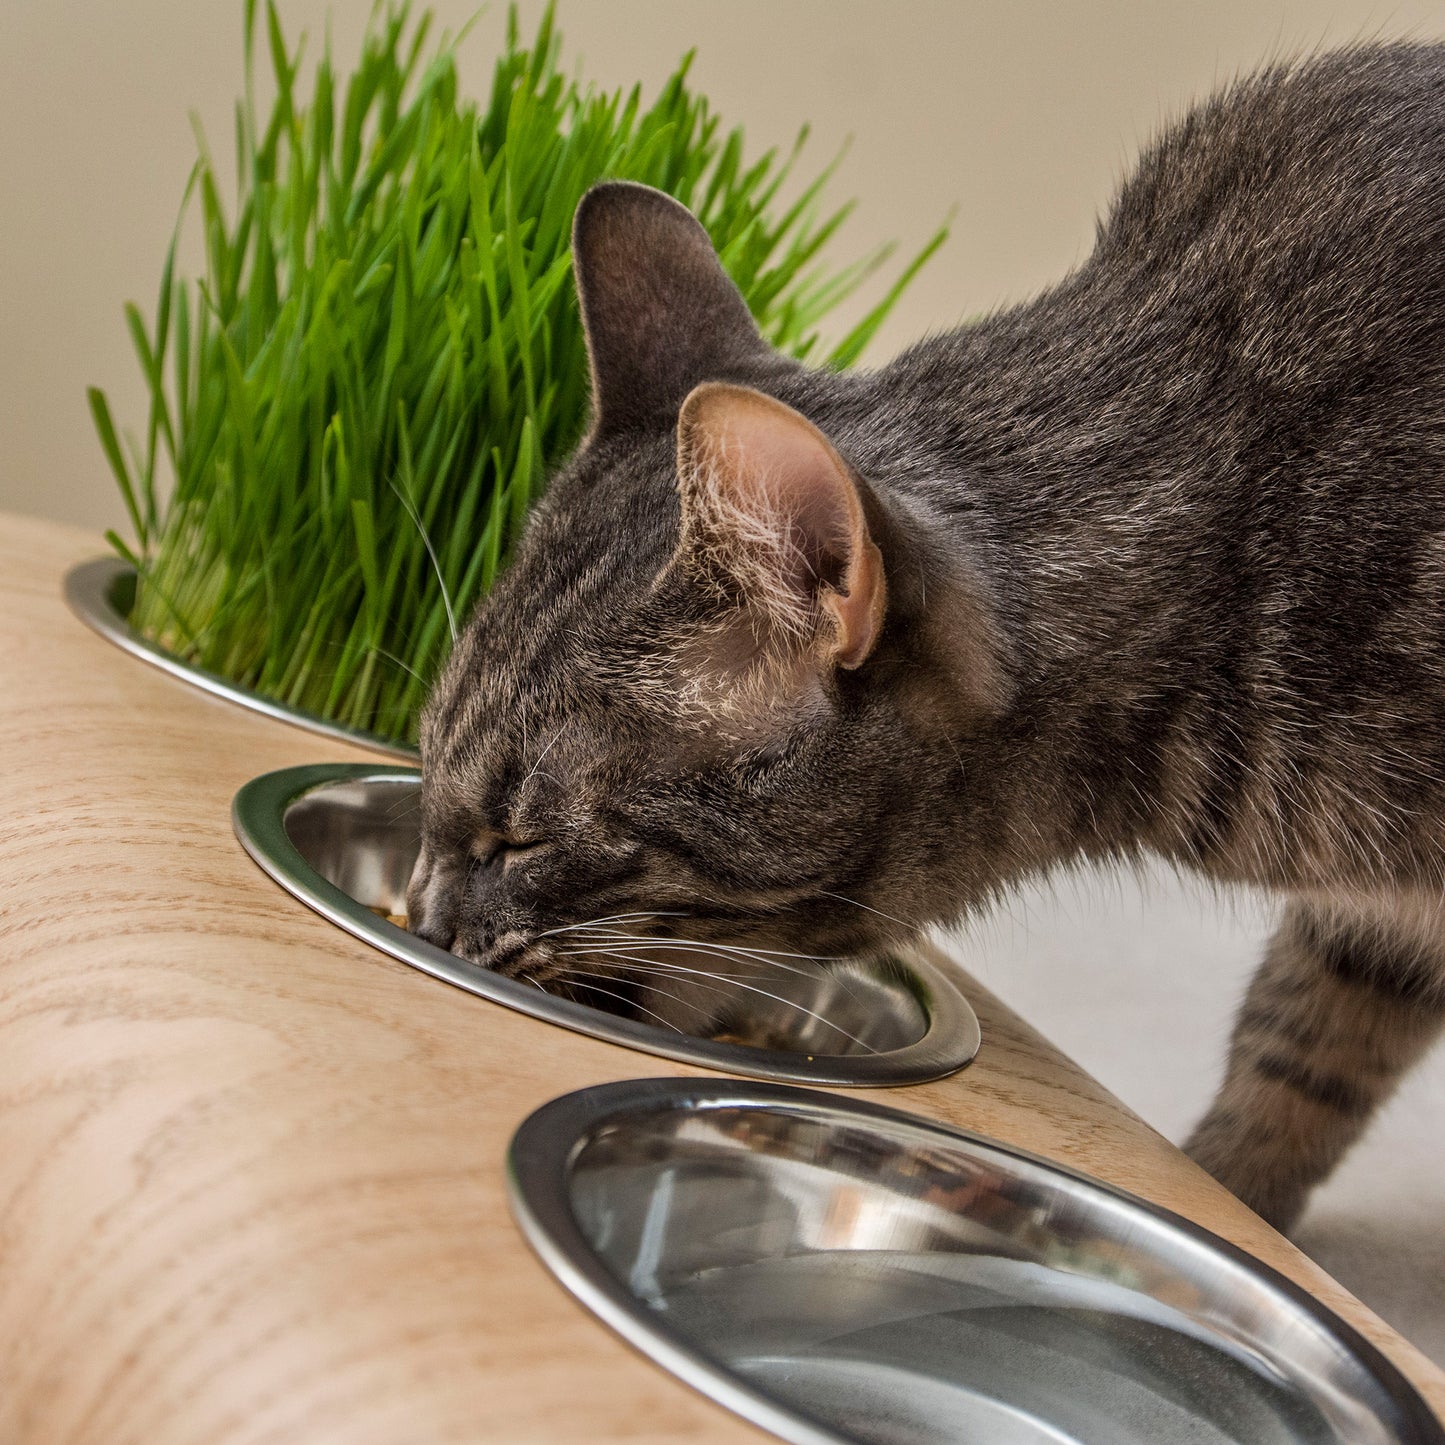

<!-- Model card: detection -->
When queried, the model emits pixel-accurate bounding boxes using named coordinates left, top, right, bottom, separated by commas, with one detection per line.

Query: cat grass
left=89, top=1, right=946, bottom=746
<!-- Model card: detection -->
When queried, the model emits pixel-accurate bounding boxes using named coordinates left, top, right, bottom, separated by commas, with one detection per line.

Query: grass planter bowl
left=65, top=554, right=420, bottom=758
left=87, top=2, right=945, bottom=752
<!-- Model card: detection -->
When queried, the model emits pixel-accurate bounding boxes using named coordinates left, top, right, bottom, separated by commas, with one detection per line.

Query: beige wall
left=5, top=0, right=1445, bottom=532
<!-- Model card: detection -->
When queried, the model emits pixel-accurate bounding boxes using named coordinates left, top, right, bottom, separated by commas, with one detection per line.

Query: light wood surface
left=0, top=510, right=1440, bottom=1443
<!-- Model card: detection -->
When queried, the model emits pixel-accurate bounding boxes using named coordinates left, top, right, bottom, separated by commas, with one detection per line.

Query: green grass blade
left=89, top=387, right=146, bottom=546
left=91, top=0, right=946, bottom=744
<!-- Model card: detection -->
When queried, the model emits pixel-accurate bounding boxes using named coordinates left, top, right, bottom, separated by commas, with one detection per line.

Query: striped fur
left=1186, top=901, right=1445, bottom=1228
left=413, top=47, right=1445, bottom=1230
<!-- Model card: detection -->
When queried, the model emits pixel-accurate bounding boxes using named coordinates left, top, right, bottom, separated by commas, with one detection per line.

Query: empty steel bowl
left=508, top=1078, right=1443, bottom=1445
left=233, top=764, right=982, bottom=1086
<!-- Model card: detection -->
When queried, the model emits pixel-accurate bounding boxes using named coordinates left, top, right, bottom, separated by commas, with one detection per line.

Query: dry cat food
left=368, top=906, right=409, bottom=930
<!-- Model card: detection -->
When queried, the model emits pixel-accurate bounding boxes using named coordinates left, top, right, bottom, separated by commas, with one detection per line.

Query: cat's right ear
left=673, top=382, right=886, bottom=671
left=572, top=183, right=771, bottom=436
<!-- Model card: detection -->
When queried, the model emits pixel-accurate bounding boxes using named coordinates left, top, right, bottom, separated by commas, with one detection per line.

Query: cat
left=408, top=43, right=1445, bottom=1233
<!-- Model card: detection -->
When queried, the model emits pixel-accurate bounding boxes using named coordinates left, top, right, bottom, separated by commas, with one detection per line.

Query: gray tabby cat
left=409, top=44, right=1445, bottom=1232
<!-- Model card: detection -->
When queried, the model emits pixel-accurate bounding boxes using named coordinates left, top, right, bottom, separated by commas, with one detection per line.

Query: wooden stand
left=1, top=512, right=1440, bottom=1442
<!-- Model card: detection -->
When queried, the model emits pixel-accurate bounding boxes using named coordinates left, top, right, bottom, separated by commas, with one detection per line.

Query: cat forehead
left=430, top=429, right=683, bottom=685
left=423, top=409, right=808, bottom=799
left=420, top=676, right=629, bottom=827
left=542, top=428, right=680, bottom=541
left=422, top=569, right=668, bottom=794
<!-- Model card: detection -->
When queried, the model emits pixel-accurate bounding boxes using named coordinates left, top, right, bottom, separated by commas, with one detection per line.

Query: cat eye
left=472, top=834, right=548, bottom=871
left=499, top=838, right=548, bottom=870
left=734, top=737, right=797, bottom=785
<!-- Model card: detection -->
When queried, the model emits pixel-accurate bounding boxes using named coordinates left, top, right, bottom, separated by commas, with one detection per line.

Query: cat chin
left=451, top=929, right=538, bottom=978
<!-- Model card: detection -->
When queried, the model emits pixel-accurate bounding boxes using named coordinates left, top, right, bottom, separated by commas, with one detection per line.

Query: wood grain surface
left=1, top=511, right=1441, bottom=1443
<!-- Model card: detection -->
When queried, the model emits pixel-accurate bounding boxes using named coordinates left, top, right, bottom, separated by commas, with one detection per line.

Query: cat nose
left=406, top=842, right=457, bottom=950
left=474, top=931, right=530, bottom=975
left=411, top=911, right=456, bottom=952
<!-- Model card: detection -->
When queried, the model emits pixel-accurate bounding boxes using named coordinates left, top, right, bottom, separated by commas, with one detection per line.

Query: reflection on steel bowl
left=509, top=1078, right=1445, bottom=1445
left=233, top=764, right=983, bottom=1087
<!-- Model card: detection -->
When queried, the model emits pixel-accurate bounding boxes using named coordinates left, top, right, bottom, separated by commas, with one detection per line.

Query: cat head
left=408, top=183, right=1010, bottom=1013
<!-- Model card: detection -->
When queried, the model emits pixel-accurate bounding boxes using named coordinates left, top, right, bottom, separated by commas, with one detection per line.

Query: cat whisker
left=561, top=930, right=859, bottom=992
left=388, top=474, right=457, bottom=643
left=542, top=966, right=689, bottom=1033
left=366, top=643, right=428, bottom=688
left=819, top=889, right=917, bottom=931
left=554, top=946, right=878, bottom=1052
left=568, top=927, right=843, bottom=967
left=554, top=942, right=780, bottom=988
left=563, top=929, right=877, bottom=1009
left=517, top=729, right=563, bottom=801
left=561, top=934, right=827, bottom=986
left=551, top=959, right=734, bottom=1005
left=385, top=789, right=421, bottom=821
left=534, top=910, right=688, bottom=939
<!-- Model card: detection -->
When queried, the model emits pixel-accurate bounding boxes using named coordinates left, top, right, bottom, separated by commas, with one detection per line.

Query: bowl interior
left=281, top=776, right=932, bottom=1057
left=538, top=1088, right=1431, bottom=1445
left=285, top=777, right=419, bottom=915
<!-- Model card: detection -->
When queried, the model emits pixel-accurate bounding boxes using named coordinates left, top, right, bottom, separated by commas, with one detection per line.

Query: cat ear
left=573, top=182, right=771, bottom=435
left=675, top=383, right=886, bottom=669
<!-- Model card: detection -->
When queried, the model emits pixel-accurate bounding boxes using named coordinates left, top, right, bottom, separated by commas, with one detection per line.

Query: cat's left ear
left=573, top=183, right=772, bottom=436
left=675, top=383, right=886, bottom=669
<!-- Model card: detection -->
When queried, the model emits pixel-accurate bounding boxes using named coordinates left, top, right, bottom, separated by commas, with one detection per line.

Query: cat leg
left=1184, top=898, right=1445, bottom=1232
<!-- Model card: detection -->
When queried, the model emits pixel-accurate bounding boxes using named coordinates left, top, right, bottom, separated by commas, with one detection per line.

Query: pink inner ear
left=725, top=401, right=856, bottom=571
left=678, top=384, right=886, bottom=666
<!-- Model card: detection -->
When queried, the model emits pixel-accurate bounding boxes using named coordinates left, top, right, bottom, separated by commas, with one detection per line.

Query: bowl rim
left=231, top=762, right=983, bottom=1087
left=65, top=555, right=420, bottom=762
left=506, top=1076, right=1445, bottom=1445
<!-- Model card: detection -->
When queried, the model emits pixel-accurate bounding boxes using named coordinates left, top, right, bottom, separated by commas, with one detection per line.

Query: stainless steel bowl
left=65, top=556, right=419, bottom=760
left=233, top=764, right=982, bottom=1086
left=508, top=1079, right=1444, bottom=1445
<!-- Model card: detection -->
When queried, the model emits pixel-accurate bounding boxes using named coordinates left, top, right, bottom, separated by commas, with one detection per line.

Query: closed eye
left=500, top=838, right=547, bottom=870
left=733, top=737, right=798, bottom=788
left=472, top=833, right=549, bottom=870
